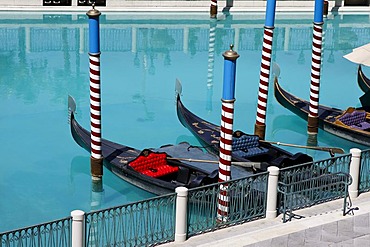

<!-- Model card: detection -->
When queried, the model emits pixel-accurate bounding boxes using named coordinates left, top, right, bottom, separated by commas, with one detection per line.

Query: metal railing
left=279, top=154, right=351, bottom=188
left=359, top=149, right=370, bottom=193
left=278, top=171, right=352, bottom=222
left=5, top=149, right=370, bottom=246
left=187, top=172, right=268, bottom=236
left=85, top=193, right=177, bottom=246
left=278, top=154, right=352, bottom=222
left=0, top=217, right=71, bottom=247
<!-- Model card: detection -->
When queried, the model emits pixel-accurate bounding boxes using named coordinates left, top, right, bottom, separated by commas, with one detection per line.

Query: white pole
left=266, top=166, right=279, bottom=219
left=349, top=148, right=362, bottom=199
left=175, top=187, right=188, bottom=242
left=71, top=210, right=85, bottom=247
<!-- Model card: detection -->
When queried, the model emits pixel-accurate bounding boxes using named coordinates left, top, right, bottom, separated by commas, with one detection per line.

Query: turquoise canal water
left=0, top=11, right=369, bottom=232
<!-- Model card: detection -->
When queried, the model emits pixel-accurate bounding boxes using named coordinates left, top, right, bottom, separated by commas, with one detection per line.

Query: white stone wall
left=0, top=0, right=320, bottom=8
left=1, top=0, right=40, bottom=6
left=0, top=1, right=350, bottom=14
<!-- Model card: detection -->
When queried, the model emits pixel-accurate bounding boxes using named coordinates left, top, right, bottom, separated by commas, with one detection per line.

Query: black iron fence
left=0, top=217, right=71, bottom=247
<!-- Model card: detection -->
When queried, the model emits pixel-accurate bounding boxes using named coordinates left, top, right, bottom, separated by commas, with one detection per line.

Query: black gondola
left=69, top=97, right=252, bottom=195
left=175, top=94, right=314, bottom=172
left=358, top=65, right=370, bottom=93
left=274, top=76, right=370, bottom=147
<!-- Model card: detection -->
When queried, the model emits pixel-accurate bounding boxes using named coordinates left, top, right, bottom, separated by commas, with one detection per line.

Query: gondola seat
left=232, top=135, right=269, bottom=158
left=129, top=152, right=179, bottom=178
left=176, top=166, right=190, bottom=184
left=337, top=110, right=370, bottom=130
left=188, top=169, right=218, bottom=188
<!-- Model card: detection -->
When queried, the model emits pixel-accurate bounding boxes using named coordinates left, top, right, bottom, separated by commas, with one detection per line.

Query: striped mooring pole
left=254, top=0, right=277, bottom=140
left=87, top=4, right=103, bottom=186
left=210, top=0, right=217, bottom=18
left=217, top=45, right=239, bottom=222
left=307, top=0, right=324, bottom=139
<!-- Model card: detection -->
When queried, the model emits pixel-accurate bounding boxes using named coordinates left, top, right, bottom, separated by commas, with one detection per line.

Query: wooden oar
left=167, top=157, right=268, bottom=170
left=118, top=155, right=266, bottom=170
left=260, top=140, right=345, bottom=154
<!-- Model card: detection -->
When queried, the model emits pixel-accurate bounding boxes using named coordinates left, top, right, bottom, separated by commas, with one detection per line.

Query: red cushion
left=129, top=153, right=179, bottom=177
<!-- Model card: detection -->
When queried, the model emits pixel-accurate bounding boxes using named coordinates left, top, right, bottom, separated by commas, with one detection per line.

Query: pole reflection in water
left=206, top=19, right=217, bottom=113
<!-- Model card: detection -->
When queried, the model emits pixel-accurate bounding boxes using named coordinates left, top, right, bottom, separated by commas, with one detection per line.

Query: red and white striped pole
left=254, top=0, right=277, bottom=140
left=308, top=0, right=324, bottom=139
left=217, top=45, right=239, bottom=222
left=254, top=27, right=274, bottom=140
left=87, top=5, right=103, bottom=185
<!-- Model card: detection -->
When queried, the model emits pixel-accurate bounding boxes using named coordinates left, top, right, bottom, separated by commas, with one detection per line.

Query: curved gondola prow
left=68, top=95, right=77, bottom=124
left=68, top=95, right=91, bottom=153
left=272, top=62, right=281, bottom=78
left=176, top=93, right=187, bottom=130
left=358, top=64, right=370, bottom=93
left=175, top=79, right=186, bottom=128
left=273, top=76, right=297, bottom=114
left=175, top=78, right=183, bottom=97
left=273, top=76, right=311, bottom=121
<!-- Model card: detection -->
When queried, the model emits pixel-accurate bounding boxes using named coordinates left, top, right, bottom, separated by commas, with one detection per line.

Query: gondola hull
left=358, top=64, right=370, bottom=93
left=70, top=112, right=251, bottom=195
left=274, top=77, right=370, bottom=147
left=176, top=94, right=313, bottom=171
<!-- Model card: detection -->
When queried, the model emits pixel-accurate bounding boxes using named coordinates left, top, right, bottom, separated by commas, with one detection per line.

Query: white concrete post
left=349, top=148, right=362, bottom=199
left=71, top=210, right=85, bottom=247
left=175, top=186, right=188, bottom=242
left=266, top=166, right=280, bottom=219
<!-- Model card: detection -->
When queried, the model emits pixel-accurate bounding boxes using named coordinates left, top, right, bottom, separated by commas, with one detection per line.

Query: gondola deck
left=175, top=93, right=314, bottom=171
left=69, top=108, right=252, bottom=195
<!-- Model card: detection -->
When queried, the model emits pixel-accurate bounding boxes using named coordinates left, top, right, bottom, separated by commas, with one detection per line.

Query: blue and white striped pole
left=87, top=5, right=103, bottom=185
left=307, top=0, right=324, bottom=139
left=254, top=0, right=277, bottom=140
left=217, top=45, right=239, bottom=222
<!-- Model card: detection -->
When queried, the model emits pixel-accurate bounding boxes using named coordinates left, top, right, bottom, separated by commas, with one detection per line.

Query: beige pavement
left=162, top=192, right=370, bottom=246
